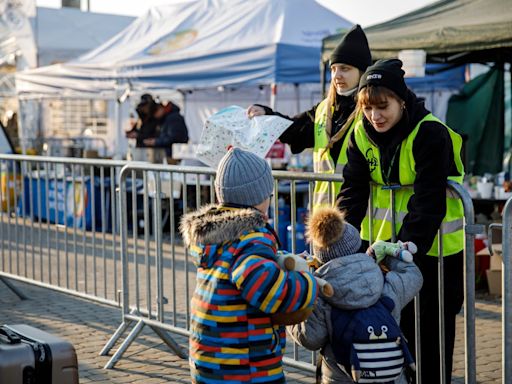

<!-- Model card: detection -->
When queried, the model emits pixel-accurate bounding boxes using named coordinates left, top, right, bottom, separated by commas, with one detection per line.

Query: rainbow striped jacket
left=180, top=204, right=318, bottom=383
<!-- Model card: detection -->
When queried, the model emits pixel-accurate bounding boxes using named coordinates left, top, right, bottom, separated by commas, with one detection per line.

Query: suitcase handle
left=0, top=325, right=22, bottom=344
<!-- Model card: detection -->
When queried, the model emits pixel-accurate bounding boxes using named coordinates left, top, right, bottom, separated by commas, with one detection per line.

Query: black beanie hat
left=358, top=59, right=408, bottom=101
left=329, top=24, right=372, bottom=72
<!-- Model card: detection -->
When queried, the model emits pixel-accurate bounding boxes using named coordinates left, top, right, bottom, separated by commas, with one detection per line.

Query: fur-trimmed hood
left=180, top=204, right=267, bottom=252
left=180, top=204, right=267, bottom=246
left=180, top=204, right=270, bottom=267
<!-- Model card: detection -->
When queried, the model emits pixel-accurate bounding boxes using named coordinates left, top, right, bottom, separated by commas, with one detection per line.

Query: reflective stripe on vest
left=354, top=114, right=465, bottom=257
left=312, top=99, right=357, bottom=210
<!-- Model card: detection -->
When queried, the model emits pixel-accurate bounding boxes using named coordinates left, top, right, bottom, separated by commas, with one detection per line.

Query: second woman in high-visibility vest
left=337, top=59, right=465, bottom=384
left=247, top=24, right=372, bottom=210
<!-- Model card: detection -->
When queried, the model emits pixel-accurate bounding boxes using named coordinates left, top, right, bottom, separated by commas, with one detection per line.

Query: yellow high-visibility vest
left=312, top=99, right=358, bottom=211
left=353, top=113, right=465, bottom=256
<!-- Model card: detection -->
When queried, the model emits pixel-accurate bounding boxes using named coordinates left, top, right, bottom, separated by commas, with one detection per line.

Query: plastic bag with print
left=196, top=105, right=292, bottom=168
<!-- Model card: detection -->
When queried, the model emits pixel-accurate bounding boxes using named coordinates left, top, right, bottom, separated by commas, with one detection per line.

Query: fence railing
left=487, top=200, right=512, bottom=383
left=0, top=154, right=126, bottom=305
left=0, top=154, right=503, bottom=383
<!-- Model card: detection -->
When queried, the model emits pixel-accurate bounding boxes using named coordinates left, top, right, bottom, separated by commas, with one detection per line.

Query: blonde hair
left=321, top=72, right=362, bottom=157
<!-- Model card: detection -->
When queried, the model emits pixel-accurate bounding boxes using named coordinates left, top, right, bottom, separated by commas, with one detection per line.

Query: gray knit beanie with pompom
left=306, top=206, right=362, bottom=264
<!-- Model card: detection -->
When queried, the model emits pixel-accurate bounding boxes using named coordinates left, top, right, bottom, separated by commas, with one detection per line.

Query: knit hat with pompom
left=306, top=206, right=362, bottom=264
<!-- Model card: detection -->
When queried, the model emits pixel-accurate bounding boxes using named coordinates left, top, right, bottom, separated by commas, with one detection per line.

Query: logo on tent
left=147, top=29, right=198, bottom=55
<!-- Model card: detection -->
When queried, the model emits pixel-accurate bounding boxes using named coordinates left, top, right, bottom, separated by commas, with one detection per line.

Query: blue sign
left=20, top=176, right=112, bottom=231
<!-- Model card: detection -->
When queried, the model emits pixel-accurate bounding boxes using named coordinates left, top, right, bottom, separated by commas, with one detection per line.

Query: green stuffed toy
left=368, top=240, right=417, bottom=264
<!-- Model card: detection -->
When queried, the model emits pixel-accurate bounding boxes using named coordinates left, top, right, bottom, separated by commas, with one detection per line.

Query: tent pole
left=320, top=60, right=327, bottom=99
left=18, top=99, right=26, bottom=155
left=270, top=83, right=277, bottom=110
left=509, top=62, right=512, bottom=150
left=114, top=85, right=131, bottom=159
left=294, top=83, right=300, bottom=115
left=114, top=97, right=121, bottom=159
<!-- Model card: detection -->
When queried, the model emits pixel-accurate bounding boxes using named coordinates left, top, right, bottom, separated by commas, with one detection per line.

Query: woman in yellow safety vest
left=247, top=25, right=372, bottom=210
left=337, top=59, right=465, bottom=384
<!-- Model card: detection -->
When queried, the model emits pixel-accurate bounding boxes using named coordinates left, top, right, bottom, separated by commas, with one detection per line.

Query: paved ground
left=0, top=277, right=504, bottom=383
left=0, top=278, right=317, bottom=383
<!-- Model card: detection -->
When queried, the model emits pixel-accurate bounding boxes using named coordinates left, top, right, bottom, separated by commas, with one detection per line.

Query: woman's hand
left=143, top=138, right=156, bottom=146
left=247, top=105, right=266, bottom=118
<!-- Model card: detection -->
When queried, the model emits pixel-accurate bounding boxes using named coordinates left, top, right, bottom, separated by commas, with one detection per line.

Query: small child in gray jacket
left=289, top=207, right=423, bottom=384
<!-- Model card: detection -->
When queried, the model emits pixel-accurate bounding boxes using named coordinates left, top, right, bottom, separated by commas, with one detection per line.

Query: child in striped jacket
left=180, top=147, right=318, bottom=384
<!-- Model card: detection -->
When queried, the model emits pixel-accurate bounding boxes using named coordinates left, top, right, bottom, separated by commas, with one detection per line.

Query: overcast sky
left=35, top=0, right=438, bottom=27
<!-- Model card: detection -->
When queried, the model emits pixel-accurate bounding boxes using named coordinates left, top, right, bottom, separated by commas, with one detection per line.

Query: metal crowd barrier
left=488, top=199, right=512, bottom=384
left=100, top=163, right=340, bottom=369
left=101, top=162, right=480, bottom=384
left=0, top=154, right=486, bottom=382
left=0, top=154, right=127, bottom=306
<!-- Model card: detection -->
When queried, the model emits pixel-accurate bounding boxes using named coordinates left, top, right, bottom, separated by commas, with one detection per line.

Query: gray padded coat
left=288, top=254, right=423, bottom=383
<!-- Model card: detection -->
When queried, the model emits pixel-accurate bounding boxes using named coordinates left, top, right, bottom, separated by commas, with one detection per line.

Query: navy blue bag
left=330, top=297, right=415, bottom=383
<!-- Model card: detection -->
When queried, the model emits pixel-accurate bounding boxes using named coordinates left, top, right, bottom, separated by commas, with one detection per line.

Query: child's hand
left=299, top=251, right=321, bottom=269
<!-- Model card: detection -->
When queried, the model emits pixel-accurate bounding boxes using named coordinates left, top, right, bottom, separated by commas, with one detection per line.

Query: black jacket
left=257, top=92, right=356, bottom=162
left=135, top=117, right=158, bottom=147
left=155, top=103, right=189, bottom=156
left=336, top=90, right=462, bottom=261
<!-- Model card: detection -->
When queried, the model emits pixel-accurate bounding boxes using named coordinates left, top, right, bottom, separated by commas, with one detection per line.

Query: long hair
left=321, top=72, right=362, bottom=157
left=325, top=81, right=337, bottom=138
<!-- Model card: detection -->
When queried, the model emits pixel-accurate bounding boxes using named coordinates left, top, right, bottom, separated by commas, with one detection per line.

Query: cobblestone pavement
left=1, top=278, right=316, bottom=383
left=0, top=278, right=504, bottom=383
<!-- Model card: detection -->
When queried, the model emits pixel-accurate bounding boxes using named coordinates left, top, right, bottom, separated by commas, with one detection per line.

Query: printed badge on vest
left=330, top=296, right=415, bottom=383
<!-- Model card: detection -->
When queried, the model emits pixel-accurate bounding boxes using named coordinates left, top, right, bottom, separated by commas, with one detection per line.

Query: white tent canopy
left=16, top=0, right=352, bottom=99
left=0, top=7, right=134, bottom=68
left=15, top=0, right=353, bottom=156
left=0, top=7, right=133, bottom=98
left=35, top=7, right=134, bottom=67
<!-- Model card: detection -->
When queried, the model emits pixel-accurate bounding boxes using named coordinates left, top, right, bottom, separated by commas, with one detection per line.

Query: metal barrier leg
left=99, top=319, right=133, bottom=356
left=0, top=276, right=28, bottom=300
left=414, top=294, right=421, bottom=384
left=149, top=325, right=188, bottom=359
left=501, top=201, right=512, bottom=383
left=449, top=181, right=479, bottom=384
left=438, top=231, right=446, bottom=384
left=104, top=319, right=145, bottom=369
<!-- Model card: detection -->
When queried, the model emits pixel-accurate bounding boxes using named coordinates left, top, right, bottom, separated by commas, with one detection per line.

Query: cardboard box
left=476, top=243, right=502, bottom=257
left=490, top=254, right=503, bottom=271
left=477, top=244, right=503, bottom=271
left=486, top=269, right=502, bottom=296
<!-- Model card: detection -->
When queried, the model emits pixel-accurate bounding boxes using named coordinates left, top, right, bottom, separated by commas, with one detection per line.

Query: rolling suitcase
left=0, top=324, right=79, bottom=384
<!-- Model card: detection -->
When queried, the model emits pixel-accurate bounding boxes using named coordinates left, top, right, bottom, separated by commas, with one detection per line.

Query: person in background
left=5, top=112, right=18, bottom=143
left=180, top=147, right=318, bottom=383
left=336, top=59, right=465, bottom=383
left=247, top=24, right=372, bottom=210
left=143, top=99, right=189, bottom=157
left=126, top=93, right=159, bottom=148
